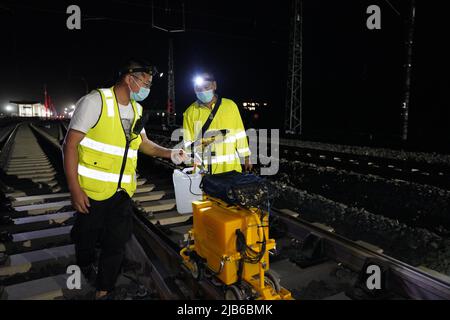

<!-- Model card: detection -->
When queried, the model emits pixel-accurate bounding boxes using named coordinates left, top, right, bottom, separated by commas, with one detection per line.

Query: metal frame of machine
left=178, top=130, right=292, bottom=300
left=180, top=195, right=293, bottom=300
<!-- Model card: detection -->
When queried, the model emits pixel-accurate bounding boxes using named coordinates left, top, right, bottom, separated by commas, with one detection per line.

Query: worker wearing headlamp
left=63, top=59, right=187, bottom=300
left=183, top=71, right=252, bottom=174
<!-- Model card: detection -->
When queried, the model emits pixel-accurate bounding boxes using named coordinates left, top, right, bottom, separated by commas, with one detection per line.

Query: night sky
left=0, top=0, right=448, bottom=150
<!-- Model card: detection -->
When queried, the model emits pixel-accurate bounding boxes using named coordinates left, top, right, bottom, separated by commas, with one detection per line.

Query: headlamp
left=119, top=65, right=159, bottom=77
left=194, top=76, right=205, bottom=86
left=193, top=75, right=215, bottom=87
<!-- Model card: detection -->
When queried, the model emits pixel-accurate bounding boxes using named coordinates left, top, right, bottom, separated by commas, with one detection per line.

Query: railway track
left=147, top=131, right=450, bottom=190
left=136, top=157, right=450, bottom=300
left=0, top=122, right=160, bottom=299
left=1, top=120, right=449, bottom=300
left=279, top=145, right=450, bottom=190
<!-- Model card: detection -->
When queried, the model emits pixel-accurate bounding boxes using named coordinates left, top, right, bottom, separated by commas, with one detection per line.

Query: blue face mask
left=131, top=87, right=150, bottom=102
left=130, top=77, right=150, bottom=101
left=196, top=89, right=214, bottom=104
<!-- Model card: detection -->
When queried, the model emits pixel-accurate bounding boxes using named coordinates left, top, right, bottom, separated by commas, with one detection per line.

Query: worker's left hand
left=244, top=156, right=253, bottom=172
left=170, top=148, right=189, bottom=165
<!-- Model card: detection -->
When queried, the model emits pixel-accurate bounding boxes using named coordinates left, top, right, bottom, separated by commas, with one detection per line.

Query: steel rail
left=133, top=208, right=224, bottom=299
left=137, top=140, right=450, bottom=300
left=271, top=208, right=450, bottom=300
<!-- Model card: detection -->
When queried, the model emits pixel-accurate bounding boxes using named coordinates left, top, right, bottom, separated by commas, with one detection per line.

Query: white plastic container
left=173, top=167, right=203, bottom=214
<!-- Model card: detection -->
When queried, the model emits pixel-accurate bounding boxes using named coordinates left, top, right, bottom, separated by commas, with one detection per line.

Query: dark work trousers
left=70, top=190, right=133, bottom=292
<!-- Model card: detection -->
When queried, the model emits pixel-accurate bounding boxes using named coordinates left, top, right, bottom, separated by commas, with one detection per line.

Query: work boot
left=95, top=287, right=129, bottom=300
left=80, top=263, right=98, bottom=288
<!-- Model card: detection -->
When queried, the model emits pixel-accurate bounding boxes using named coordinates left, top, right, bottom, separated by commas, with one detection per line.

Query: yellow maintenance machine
left=180, top=195, right=292, bottom=300
left=178, top=134, right=292, bottom=300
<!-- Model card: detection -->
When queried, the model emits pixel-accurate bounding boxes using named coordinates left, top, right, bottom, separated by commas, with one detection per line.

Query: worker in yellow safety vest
left=183, top=71, right=252, bottom=174
left=62, top=59, right=187, bottom=300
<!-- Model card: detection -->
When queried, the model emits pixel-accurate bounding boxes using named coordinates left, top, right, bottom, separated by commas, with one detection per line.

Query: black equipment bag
left=201, top=171, right=277, bottom=209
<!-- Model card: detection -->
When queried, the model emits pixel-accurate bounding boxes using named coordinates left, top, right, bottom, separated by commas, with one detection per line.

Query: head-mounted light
left=193, top=75, right=215, bottom=87
left=119, top=65, right=159, bottom=78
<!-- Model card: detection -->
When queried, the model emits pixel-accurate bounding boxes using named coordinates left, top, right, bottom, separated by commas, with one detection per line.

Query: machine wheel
left=190, top=259, right=204, bottom=281
left=265, top=270, right=281, bottom=293
left=224, top=285, right=244, bottom=300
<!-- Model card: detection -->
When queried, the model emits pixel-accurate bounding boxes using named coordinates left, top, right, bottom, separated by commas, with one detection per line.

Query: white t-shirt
left=68, top=90, right=146, bottom=139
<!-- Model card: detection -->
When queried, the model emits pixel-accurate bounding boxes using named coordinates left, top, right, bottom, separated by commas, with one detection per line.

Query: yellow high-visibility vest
left=77, top=87, right=143, bottom=201
left=183, top=98, right=251, bottom=174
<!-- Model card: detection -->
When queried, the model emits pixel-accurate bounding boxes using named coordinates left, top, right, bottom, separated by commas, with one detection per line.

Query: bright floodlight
left=5, top=105, right=13, bottom=111
left=194, top=76, right=204, bottom=86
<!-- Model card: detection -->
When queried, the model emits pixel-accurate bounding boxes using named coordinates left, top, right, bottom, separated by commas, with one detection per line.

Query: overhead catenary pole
left=401, top=0, right=416, bottom=141
left=167, top=38, right=176, bottom=126
left=152, top=0, right=185, bottom=127
left=284, top=0, right=303, bottom=135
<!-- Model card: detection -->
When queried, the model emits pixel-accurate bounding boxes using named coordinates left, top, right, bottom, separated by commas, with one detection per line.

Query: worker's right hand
left=70, top=187, right=91, bottom=214
left=170, top=148, right=189, bottom=165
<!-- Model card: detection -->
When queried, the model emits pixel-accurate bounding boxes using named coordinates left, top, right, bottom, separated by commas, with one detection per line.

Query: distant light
left=159, top=73, right=164, bottom=78
left=157, top=113, right=160, bottom=116
left=5, top=105, right=13, bottom=112
left=174, top=113, right=177, bottom=116
left=71, top=105, right=75, bottom=110
left=264, top=103, right=268, bottom=106
left=162, top=112, right=165, bottom=117
left=252, top=103, right=256, bottom=107
left=243, top=103, right=247, bottom=107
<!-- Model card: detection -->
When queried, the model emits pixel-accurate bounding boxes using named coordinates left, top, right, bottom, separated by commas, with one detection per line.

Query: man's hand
left=70, top=186, right=91, bottom=214
left=140, top=132, right=189, bottom=163
left=171, top=148, right=189, bottom=165
left=244, top=156, right=253, bottom=172
left=63, top=129, right=90, bottom=214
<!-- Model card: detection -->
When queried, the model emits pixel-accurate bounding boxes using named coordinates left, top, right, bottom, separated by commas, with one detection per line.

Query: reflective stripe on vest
left=80, top=137, right=138, bottom=159
left=78, top=164, right=132, bottom=184
left=203, top=153, right=238, bottom=165
left=77, top=87, right=142, bottom=200
left=237, top=147, right=251, bottom=154
left=100, top=88, right=115, bottom=117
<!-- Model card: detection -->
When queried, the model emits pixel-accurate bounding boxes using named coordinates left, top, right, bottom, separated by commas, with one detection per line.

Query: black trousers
left=70, top=190, right=133, bottom=292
